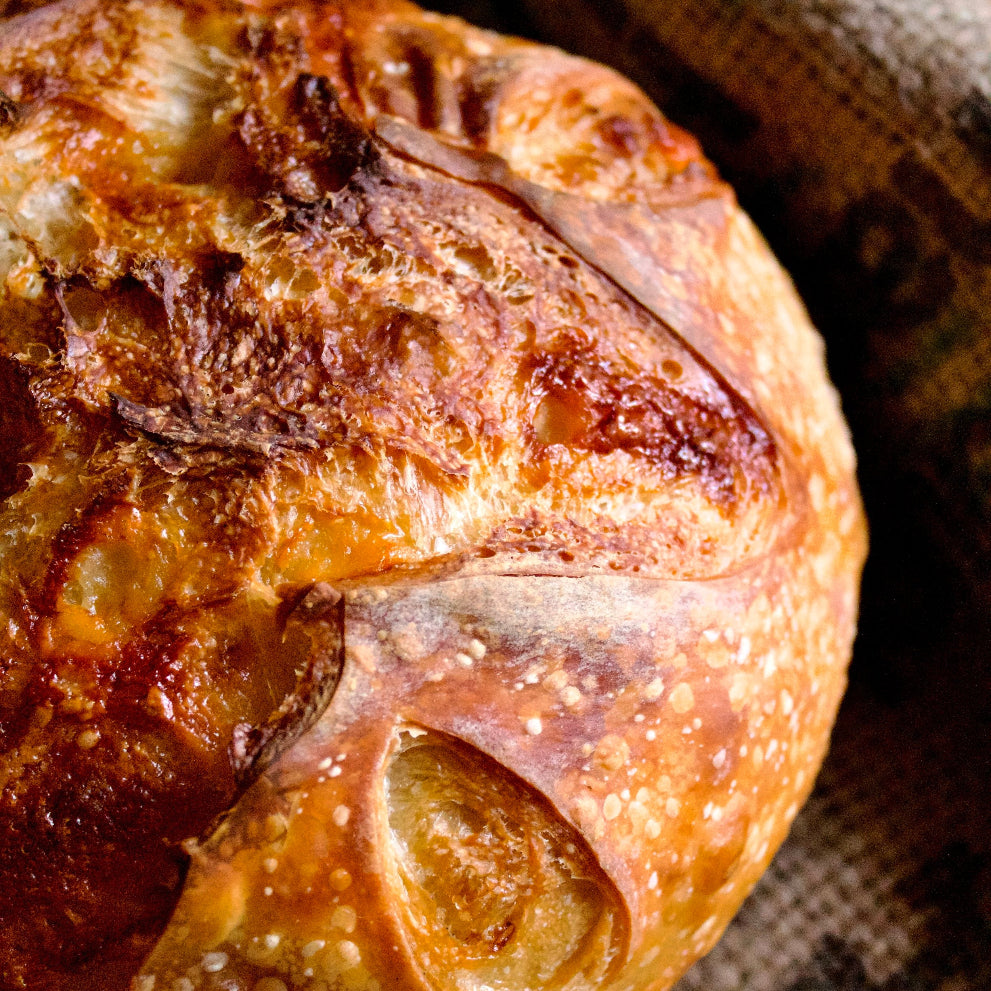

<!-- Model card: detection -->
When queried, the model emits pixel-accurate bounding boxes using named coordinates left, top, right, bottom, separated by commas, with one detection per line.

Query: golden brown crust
left=0, top=2, right=866, bottom=990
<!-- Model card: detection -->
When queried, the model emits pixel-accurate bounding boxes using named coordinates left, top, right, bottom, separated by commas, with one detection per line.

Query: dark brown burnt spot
left=112, top=394, right=324, bottom=458
left=0, top=355, right=45, bottom=501
left=238, top=73, right=374, bottom=204
left=398, top=32, right=446, bottom=133
left=0, top=89, right=21, bottom=133
left=457, top=62, right=503, bottom=146
left=336, top=305, right=456, bottom=392
left=523, top=338, right=777, bottom=505
left=241, top=19, right=307, bottom=66
left=595, top=112, right=652, bottom=157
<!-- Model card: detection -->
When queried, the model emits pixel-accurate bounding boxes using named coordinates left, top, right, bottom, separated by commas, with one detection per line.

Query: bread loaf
left=0, top=1, right=866, bottom=989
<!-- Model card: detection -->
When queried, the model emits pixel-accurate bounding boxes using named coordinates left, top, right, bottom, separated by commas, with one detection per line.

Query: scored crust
left=0, top=2, right=866, bottom=990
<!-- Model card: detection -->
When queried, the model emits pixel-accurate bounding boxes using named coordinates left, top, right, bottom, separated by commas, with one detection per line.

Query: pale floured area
left=0, top=2, right=865, bottom=990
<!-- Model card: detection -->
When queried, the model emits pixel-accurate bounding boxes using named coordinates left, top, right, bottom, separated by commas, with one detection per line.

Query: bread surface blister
left=0, top=2, right=867, bottom=990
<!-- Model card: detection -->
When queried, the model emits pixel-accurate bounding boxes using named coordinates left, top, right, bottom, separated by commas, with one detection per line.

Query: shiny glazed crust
left=0, top=2, right=866, bottom=990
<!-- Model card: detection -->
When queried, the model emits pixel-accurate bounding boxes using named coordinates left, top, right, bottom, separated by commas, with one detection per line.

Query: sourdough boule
left=0, top=2, right=866, bottom=989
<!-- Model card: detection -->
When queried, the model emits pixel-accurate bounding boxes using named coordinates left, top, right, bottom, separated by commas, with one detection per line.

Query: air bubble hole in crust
left=385, top=729, right=626, bottom=991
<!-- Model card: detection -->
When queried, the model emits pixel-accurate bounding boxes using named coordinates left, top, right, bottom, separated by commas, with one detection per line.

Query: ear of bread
left=0, top=2, right=865, bottom=989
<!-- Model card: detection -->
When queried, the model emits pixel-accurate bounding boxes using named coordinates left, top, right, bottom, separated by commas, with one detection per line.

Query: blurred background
left=425, top=2, right=991, bottom=988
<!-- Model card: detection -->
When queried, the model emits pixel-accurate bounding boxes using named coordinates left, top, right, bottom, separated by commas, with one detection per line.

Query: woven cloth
left=428, top=1, right=991, bottom=989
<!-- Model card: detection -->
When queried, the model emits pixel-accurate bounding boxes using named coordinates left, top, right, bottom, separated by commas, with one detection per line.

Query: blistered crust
left=0, top=2, right=865, bottom=990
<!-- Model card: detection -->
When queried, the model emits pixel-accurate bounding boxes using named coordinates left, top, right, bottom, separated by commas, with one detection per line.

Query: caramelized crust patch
left=522, top=337, right=775, bottom=506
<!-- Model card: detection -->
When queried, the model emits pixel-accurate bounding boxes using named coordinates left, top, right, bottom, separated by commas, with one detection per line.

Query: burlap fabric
left=427, top=2, right=991, bottom=989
